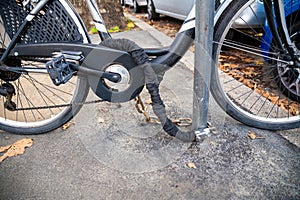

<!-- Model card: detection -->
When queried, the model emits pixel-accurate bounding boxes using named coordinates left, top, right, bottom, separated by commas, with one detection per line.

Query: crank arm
left=7, top=42, right=144, bottom=103
left=0, top=64, right=121, bottom=83
left=8, top=42, right=132, bottom=82
left=70, top=63, right=121, bottom=83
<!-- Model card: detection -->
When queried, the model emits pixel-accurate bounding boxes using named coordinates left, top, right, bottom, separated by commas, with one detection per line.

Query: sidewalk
left=0, top=16, right=299, bottom=199
left=107, top=13, right=300, bottom=147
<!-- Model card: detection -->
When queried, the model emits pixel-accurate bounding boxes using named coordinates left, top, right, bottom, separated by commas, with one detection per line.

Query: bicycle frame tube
left=147, top=4, right=196, bottom=66
left=262, top=0, right=300, bottom=66
left=149, top=0, right=299, bottom=68
left=0, top=0, right=49, bottom=63
left=0, top=0, right=90, bottom=63
left=86, top=0, right=111, bottom=40
left=273, top=0, right=300, bottom=64
left=147, top=0, right=229, bottom=67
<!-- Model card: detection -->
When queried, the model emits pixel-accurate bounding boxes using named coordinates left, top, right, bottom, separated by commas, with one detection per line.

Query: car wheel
left=147, top=0, right=159, bottom=20
left=133, top=0, right=142, bottom=13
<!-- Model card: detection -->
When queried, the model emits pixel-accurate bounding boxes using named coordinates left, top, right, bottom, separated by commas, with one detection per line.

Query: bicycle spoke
left=212, top=0, right=300, bottom=130
left=0, top=0, right=90, bottom=134
left=27, top=76, right=56, bottom=114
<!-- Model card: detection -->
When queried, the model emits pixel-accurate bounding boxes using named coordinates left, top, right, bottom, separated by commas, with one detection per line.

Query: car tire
left=147, top=0, right=159, bottom=20
left=133, top=0, right=142, bottom=13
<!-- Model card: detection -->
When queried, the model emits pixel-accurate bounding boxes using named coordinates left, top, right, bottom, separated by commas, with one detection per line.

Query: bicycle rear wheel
left=0, top=0, right=89, bottom=134
left=212, top=0, right=300, bottom=130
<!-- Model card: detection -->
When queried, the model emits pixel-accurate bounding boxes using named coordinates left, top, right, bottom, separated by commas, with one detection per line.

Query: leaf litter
left=0, top=138, right=33, bottom=163
left=187, top=162, right=197, bottom=169
left=248, top=131, right=265, bottom=140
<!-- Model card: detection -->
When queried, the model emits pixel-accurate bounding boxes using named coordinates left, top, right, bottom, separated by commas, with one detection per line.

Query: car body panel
left=152, top=0, right=195, bottom=20
left=150, top=0, right=266, bottom=29
left=123, top=0, right=147, bottom=7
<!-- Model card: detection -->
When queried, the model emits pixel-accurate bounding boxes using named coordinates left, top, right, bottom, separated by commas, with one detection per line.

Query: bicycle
left=0, top=0, right=299, bottom=138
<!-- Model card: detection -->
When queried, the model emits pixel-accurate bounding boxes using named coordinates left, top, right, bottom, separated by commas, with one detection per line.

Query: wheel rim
left=212, top=0, right=300, bottom=127
left=277, top=31, right=300, bottom=102
left=0, top=18, right=85, bottom=130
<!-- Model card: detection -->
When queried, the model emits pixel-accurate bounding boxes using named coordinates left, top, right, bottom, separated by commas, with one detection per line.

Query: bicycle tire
left=0, top=0, right=90, bottom=135
left=211, top=0, right=300, bottom=130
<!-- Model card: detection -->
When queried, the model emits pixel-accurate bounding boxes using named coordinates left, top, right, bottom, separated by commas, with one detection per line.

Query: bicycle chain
left=134, top=96, right=193, bottom=127
left=14, top=95, right=193, bottom=127
left=14, top=99, right=105, bottom=111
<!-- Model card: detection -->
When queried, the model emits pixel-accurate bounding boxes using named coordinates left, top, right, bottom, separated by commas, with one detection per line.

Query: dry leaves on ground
left=0, top=138, right=33, bottom=163
left=219, top=54, right=299, bottom=116
left=187, top=162, right=197, bottom=169
left=248, top=131, right=257, bottom=140
left=248, top=131, right=265, bottom=140
left=62, top=121, right=76, bottom=130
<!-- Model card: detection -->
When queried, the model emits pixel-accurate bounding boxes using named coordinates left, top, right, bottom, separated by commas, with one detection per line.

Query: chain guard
left=88, top=53, right=145, bottom=103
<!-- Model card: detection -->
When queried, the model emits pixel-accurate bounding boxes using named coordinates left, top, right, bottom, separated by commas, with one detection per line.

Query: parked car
left=147, top=0, right=265, bottom=28
left=120, top=0, right=147, bottom=13
left=147, top=0, right=195, bottom=20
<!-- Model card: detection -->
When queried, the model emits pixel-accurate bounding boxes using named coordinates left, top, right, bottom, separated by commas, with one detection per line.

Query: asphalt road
left=0, top=16, right=299, bottom=199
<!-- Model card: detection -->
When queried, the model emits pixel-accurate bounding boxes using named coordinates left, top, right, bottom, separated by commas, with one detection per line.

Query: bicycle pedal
left=46, top=55, right=75, bottom=86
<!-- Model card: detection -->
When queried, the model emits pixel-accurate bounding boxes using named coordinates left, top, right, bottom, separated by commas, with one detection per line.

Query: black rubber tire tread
left=147, top=0, right=159, bottom=20
left=0, top=0, right=90, bottom=135
left=211, top=0, right=300, bottom=130
left=133, top=0, right=142, bottom=13
left=0, top=77, right=89, bottom=135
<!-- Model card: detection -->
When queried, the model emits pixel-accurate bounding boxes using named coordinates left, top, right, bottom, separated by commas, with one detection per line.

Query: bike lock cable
left=101, top=38, right=196, bottom=142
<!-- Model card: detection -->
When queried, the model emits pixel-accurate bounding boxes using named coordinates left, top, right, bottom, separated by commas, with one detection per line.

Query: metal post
left=192, top=0, right=214, bottom=136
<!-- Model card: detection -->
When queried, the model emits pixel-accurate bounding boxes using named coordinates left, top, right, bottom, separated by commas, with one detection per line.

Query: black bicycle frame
left=0, top=0, right=133, bottom=80
left=0, top=0, right=196, bottom=76
left=0, top=0, right=298, bottom=75
left=263, top=0, right=300, bottom=66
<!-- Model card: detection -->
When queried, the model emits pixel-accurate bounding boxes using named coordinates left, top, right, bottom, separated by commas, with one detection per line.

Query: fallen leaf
left=0, top=138, right=33, bottom=163
left=248, top=131, right=257, bottom=140
left=98, top=117, right=105, bottom=124
left=145, top=99, right=152, bottom=105
left=289, top=104, right=299, bottom=116
left=254, top=83, right=257, bottom=90
left=187, top=162, right=197, bottom=169
left=0, top=145, right=11, bottom=153
left=62, top=122, right=72, bottom=130
left=100, top=108, right=109, bottom=113
left=248, top=131, right=265, bottom=140
left=127, top=22, right=135, bottom=28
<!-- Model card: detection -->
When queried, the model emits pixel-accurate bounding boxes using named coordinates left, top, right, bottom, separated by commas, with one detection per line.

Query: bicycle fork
left=263, top=0, right=300, bottom=67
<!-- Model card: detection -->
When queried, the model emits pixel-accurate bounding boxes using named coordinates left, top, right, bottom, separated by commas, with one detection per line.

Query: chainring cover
left=87, top=52, right=145, bottom=103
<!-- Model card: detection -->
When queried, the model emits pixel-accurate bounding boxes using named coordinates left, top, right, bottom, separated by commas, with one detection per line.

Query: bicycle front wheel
left=0, top=0, right=90, bottom=134
left=212, top=0, right=300, bottom=130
